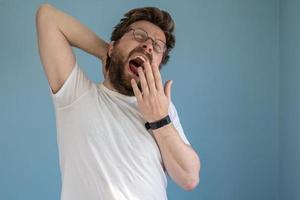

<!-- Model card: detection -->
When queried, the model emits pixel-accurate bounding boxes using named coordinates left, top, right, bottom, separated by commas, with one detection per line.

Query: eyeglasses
left=128, top=28, right=167, bottom=53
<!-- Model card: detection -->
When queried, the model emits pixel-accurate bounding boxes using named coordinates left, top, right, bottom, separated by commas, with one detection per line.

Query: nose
left=141, top=38, right=153, bottom=54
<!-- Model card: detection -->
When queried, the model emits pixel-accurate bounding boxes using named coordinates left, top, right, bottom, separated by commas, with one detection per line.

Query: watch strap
left=145, top=115, right=171, bottom=130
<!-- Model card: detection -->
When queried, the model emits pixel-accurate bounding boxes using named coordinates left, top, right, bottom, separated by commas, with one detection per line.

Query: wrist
left=151, top=123, right=175, bottom=140
left=145, top=115, right=171, bottom=130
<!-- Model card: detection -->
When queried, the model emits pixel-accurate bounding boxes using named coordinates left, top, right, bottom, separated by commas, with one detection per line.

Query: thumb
left=164, top=80, right=173, bottom=101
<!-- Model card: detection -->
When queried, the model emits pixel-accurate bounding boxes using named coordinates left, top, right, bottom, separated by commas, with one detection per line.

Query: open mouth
left=129, top=56, right=145, bottom=77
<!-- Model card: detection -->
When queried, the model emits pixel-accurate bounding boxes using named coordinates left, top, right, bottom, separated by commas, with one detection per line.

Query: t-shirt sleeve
left=50, top=61, right=92, bottom=108
left=168, top=101, right=191, bottom=145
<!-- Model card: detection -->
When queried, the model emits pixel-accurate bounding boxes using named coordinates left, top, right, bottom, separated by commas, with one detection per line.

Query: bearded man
left=36, top=3, right=200, bottom=200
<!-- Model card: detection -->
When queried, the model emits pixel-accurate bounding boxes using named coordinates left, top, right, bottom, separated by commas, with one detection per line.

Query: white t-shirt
left=50, top=61, right=190, bottom=200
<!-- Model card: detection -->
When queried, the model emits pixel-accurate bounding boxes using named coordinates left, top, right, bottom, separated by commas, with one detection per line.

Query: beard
left=106, top=46, right=153, bottom=96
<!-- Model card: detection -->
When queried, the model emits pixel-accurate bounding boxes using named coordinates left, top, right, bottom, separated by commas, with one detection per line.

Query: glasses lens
left=154, top=40, right=166, bottom=53
left=132, top=28, right=166, bottom=53
left=133, top=29, right=147, bottom=42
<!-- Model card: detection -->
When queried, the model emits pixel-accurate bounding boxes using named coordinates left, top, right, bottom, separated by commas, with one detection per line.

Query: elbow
left=182, top=158, right=201, bottom=191
left=36, top=3, right=54, bottom=23
left=183, top=175, right=200, bottom=191
left=36, top=3, right=50, bottom=16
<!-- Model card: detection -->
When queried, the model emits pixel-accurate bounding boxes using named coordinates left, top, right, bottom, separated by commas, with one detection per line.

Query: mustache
left=127, top=46, right=153, bottom=64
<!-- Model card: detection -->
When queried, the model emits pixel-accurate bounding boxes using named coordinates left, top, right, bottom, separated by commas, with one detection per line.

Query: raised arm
left=36, top=3, right=108, bottom=93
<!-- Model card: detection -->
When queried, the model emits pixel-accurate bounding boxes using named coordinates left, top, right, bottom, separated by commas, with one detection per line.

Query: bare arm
left=36, top=3, right=108, bottom=93
left=153, top=124, right=201, bottom=190
left=130, top=57, right=200, bottom=190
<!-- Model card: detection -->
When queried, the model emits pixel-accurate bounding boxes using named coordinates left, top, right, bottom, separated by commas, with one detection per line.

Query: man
left=36, top=3, right=200, bottom=200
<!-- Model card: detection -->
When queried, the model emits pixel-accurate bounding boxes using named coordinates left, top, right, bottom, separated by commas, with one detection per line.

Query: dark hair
left=110, top=7, right=176, bottom=66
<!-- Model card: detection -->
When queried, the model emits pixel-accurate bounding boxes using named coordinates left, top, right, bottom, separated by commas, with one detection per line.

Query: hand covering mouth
left=129, top=56, right=145, bottom=77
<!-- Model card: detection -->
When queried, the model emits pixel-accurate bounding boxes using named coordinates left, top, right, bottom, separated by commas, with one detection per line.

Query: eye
left=153, top=42, right=162, bottom=52
left=133, top=29, right=147, bottom=41
left=153, top=40, right=166, bottom=53
left=135, top=33, right=146, bottom=41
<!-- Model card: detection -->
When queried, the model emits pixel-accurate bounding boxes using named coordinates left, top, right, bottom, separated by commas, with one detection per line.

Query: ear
left=102, top=41, right=115, bottom=78
left=108, top=41, right=115, bottom=57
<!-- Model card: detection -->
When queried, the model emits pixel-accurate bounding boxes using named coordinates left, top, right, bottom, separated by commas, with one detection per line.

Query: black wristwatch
left=145, top=115, right=171, bottom=130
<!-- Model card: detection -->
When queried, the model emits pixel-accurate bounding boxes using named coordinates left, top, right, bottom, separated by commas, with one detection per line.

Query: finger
left=152, top=64, right=163, bottom=92
left=131, top=79, right=143, bottom=101
left=164, top=80, right=173, bottom=101
left=143, top=61, right=156, bottom=93
left=137, top=67, right=149, bottom=96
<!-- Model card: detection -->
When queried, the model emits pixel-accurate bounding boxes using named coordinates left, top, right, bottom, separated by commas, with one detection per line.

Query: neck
left=103, top=78, right=118, bottom=92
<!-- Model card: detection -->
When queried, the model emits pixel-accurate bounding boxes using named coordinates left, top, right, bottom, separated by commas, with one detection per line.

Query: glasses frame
left=127, top=28, right=167, bottom=53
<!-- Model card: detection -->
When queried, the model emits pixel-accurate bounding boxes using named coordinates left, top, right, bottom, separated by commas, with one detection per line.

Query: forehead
left=129, top=20, right=166, bottom=42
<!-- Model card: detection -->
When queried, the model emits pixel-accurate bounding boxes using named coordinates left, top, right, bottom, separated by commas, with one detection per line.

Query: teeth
left=135, top=55, right=146, bottom=63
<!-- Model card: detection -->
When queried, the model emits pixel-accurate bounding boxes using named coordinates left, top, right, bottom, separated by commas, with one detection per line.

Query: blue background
left=0, top=0, right=299, bottom=200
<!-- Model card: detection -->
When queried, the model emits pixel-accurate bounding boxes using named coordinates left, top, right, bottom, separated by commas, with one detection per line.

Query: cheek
left=153, top=55, right=163, bottom=67
left=118, top=38, right=139, bottom=55
left=115, top=45, right=129, bottom=58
